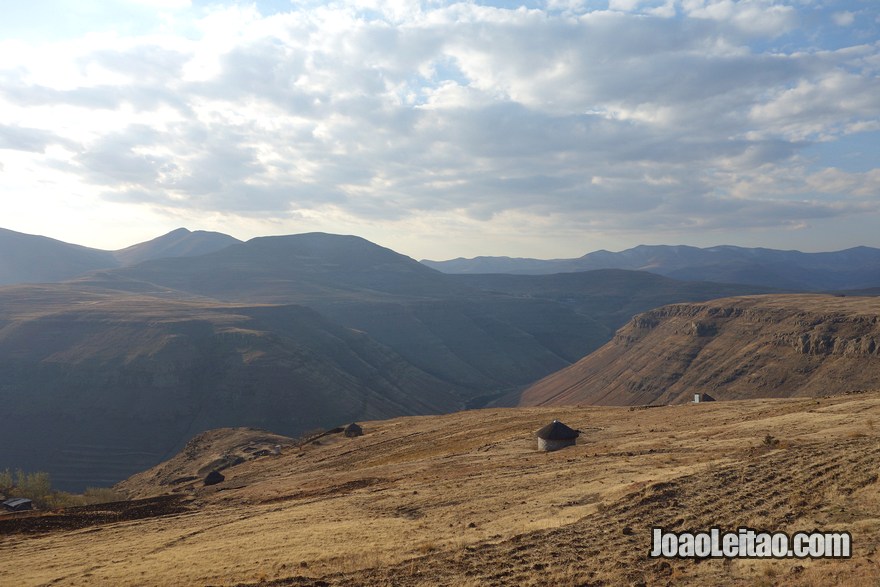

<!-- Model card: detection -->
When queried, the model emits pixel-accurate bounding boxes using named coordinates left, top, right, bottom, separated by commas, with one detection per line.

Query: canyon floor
left=2, top=391, right=879, bottom=586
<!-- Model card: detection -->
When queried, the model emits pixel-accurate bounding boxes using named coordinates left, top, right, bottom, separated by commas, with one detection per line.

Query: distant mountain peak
left=113, top=228, right=241, bottom=266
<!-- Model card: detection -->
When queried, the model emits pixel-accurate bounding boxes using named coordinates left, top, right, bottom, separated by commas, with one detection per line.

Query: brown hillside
left=519, top=294, right=880, bottom=407
left=1, top=393, right=879, bottom=586
left=0, top=285, right=459, bottom=491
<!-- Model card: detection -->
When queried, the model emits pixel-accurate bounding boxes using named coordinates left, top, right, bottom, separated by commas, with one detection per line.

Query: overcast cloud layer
left=0, top=0, right=878, bottom=258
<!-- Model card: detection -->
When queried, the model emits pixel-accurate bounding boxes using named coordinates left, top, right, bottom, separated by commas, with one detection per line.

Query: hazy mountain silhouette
left=0, top=227, right=119, bottom=285
left=113, top=227, right=241, bottom=265
left=422, top=244, right=880, bottom=290
left=0, top=226, right=240, bottom=286
left=98, top=232, right=456, bottom=303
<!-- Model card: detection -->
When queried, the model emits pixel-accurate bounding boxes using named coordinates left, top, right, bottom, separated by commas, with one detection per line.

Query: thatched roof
left=700, top=393, right=716, bottom=402
left=204, top=470, right=225, bottom=486
left=344, top=422, right=363, bottom=437
left=536, top=420, right=579, bottom=440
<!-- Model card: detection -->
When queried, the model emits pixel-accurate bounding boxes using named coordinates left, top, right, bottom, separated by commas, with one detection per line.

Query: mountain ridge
left=0, top=229, right=842, bottom=493
left=113, top=227, right=241, bottom=265
left=0, top=226, right=241, bottom=285
left=422, top=244, right=880, bottom=290
left=0, top=227, right=120, bottom=285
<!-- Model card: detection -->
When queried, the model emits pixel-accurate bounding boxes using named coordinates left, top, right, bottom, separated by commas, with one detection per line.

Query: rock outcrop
left=519, top=294, right=880, bottom=406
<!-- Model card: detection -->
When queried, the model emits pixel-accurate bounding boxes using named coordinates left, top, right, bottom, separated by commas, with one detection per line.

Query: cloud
left=0, top=0, right=878, bottom=252
left=833, top=11, right=855, bottom=27
left=0, top=124, right=75, bottom=152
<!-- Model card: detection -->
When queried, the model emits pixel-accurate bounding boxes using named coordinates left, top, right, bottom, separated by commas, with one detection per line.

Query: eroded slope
left=521, top=294, right=880, bottom=406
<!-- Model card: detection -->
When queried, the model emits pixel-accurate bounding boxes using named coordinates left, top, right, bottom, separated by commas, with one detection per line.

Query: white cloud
left=833, top=11, right=855, bottom=27
left=0, top=0, right=878, bottom=256
left=125, top=0, right=190, bottom=8
left=681, top=0, right=797, bottom=36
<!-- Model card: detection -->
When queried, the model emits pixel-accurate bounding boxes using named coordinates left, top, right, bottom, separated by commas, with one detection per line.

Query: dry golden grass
left=2, top=391, right=879, bottom=586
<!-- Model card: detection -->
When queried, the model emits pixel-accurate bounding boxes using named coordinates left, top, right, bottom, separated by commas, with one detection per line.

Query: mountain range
left=422, top=244, right=880, bottom=291
left=2, top=226, right=879, bottom=490
left=0, top=226, right=240, bottom=285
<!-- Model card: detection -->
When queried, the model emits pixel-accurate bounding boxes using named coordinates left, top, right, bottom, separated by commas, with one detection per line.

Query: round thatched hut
left=535, top=420, right=579, bottom=451
left=344, top=422, right=363, bottom=437
left=204, top=470, right=225, bottom=486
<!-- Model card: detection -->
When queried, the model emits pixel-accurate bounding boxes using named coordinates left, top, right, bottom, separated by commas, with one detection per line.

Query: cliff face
left=520, top=294, right=880, bottom=406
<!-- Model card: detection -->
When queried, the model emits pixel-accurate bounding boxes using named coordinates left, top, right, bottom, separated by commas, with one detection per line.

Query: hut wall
left=538, top=437, right=576, bottom=451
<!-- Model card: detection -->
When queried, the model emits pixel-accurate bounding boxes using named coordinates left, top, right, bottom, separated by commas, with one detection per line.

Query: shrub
left=0, top=468, right=125, bottom=508
left=0, top=468, right=13, bottom=494
left=82, top=487, right=127, bottom=505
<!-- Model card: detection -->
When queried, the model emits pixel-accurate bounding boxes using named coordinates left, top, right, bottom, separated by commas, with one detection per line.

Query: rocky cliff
left=519, top=294, right=880, bottom=406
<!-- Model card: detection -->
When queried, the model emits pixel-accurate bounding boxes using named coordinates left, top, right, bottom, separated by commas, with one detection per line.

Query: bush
left=763, top=434, right=780, bottom=448
left=0, top=468, right=125, bottom=509
left=82, top=487, right=127, bottom=505
left=0, top=468, right=13, bottom=494
left=16, top=470, right=52, bottom=502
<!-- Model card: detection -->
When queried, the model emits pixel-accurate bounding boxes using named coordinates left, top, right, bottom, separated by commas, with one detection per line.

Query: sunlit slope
left=2, top=392, right=878, bottom=586
left=520, top=294, right=880, bottom=406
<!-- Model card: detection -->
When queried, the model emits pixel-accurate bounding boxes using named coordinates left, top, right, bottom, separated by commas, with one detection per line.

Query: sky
left=0, top=0, right=878, bottom=260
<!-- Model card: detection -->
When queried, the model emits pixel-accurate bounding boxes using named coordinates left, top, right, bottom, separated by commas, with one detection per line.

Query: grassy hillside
left=2, top=392, right=878, bottom=586
left=520, top=294, right=880, bottom=407
left=0, top=285, right=458, bottom=491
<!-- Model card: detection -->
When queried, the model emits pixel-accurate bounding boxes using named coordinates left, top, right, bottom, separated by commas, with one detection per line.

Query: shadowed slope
left=0, top=227, right=119, bottom=285
left=0, top=285, right=457, bottom=491
left=89, top=239, right=775, bottom=398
